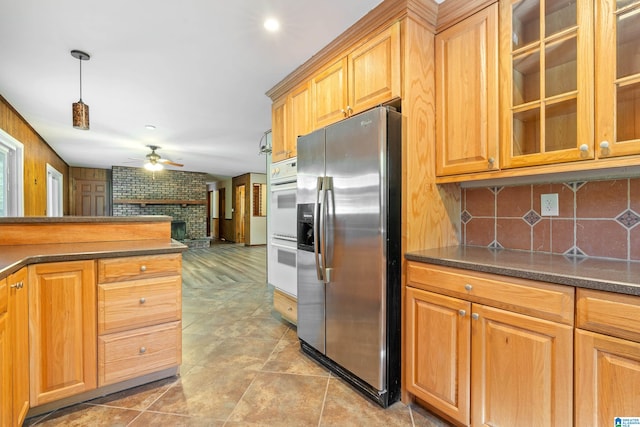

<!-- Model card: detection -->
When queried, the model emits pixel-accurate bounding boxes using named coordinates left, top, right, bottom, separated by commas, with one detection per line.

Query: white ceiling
left=0, top=0, right=387, bottom=181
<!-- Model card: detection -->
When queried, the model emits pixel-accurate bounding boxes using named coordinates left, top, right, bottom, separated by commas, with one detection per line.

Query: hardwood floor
left=24, top=244, right=452, bottom=426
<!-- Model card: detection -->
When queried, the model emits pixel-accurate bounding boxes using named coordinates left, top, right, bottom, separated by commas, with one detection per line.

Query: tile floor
left=24, top=243, right=452, bottom=426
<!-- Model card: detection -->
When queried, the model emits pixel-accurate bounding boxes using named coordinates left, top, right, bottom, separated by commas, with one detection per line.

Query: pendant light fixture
left=70, top=49, right=90, bottom=130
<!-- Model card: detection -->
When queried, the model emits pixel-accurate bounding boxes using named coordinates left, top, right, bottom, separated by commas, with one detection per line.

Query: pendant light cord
left=78, top=56, right=83, bottom=102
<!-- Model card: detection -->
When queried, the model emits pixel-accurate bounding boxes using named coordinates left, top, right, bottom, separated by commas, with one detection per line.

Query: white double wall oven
left=268, top=157, right=297, bottom=297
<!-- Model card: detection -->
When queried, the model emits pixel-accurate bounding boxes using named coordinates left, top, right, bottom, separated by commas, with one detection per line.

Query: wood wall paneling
left=0, top=96, right=70, bottom=216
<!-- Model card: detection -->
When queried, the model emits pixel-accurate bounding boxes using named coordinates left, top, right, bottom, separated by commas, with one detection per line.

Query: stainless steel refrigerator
left=296, top=106, right=401, bottom=407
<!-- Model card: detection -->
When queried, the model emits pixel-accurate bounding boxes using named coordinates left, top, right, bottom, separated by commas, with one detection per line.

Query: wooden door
left=0, top=279, right=10, bottom=427
left=348, top=21, right=401, bottom=115
left=595, top=0, right=640, bottom=158
left=271, top=95, right=288, bottom=162
left=575, top=329, right=640, bottom=426
left=29, top=260, right=97, bottom=406
left=9, top=268, right=29, bottom=425
left=405, top=287, right=471, bottom=425
left=312, top=57, right=349, bottom=129
left=74, top=179, right=108, bottom=216
left=235, top=184, right=245, bottom=243
left=219, top=187, right=226, bottom=240
left=436, top=4, right=498, bottom=176
left=471, top=304, right=573, bottom=426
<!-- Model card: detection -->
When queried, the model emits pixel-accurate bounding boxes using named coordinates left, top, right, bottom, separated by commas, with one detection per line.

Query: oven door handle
left=270, top=181, right=297, bottom=192
left=314, top=176, right=324, bottom=282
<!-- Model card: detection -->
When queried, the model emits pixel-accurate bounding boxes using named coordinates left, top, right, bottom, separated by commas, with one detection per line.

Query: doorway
left=235, top=184, right=245, bottom=243
left=46, top=164, right=63, bottom=217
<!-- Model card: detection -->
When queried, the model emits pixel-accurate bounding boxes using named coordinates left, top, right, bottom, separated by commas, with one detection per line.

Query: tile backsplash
left=462, top=178, right=640, bottom=261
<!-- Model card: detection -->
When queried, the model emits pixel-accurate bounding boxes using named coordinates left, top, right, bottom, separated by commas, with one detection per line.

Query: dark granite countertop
left=0, top=215, right=172, bottom=224
left=0, top=239, right=187, bottom=280
left=406, top=246, right=640, bottom=297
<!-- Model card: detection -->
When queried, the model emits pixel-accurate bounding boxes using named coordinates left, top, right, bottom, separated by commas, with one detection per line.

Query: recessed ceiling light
left=145, top=124, right=156, bottom=130
left=264, top=18, right=280, bottom=32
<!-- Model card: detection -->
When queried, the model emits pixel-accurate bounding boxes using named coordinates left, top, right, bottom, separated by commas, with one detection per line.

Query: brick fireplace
left=112, top=166, right=209, bottom=241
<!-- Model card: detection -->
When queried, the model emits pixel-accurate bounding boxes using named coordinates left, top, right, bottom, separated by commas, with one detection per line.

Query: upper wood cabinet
left=312, top=21, right=401, bottom=129
left=28, top=260, right=97, bottom=406
left=499, top=0, right=594, bottom=168
left=595, top=0, right=640, bottom=158
left=436, top=3, right=499, bottom=176
left=271, top=81, right=311, bottom=162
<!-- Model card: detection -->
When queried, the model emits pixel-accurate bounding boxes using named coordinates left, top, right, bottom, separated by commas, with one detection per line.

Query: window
left=253, top=183, right=267, bottom=216
left=46, top=164, right=63, bottom=217
left=0, top=129, right=24, bottom=216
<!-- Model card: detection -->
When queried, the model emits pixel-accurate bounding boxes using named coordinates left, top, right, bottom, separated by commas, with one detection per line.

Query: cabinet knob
left=287, top=306, right=292, bottom=311
left=139, top=347, right=147, bottom=354
left=139, top=297, right=146, bottom=304
left=600, top=140, right=610, bottom=156
left=10, top=281, right=23, bottom=289
left=579, top=144, right=589, bottom=152
left=464, top=284, right=473, bottom=291
left=140, top=265, right=147, bottom=272
left=471, top=313, right=480, bottom=320
left=488, top=157, right=495, bottom=167
left=340, top=108, right=347, bottom=116
left=459, top=309, right=466, bottom=317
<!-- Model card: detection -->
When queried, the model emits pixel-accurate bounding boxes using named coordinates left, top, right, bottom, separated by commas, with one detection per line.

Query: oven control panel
left=271, top=158, right=297, bottom=184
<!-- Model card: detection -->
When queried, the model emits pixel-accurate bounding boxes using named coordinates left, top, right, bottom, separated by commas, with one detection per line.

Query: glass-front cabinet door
left=596, top=0, right=640, bottom=158
left=500, top=0, right=594, bottom=168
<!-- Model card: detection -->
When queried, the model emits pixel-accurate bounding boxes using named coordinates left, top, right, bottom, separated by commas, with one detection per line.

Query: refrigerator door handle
left=314, top=176, right=324, bottom=282
left=323, top=176, right=334, bottom=283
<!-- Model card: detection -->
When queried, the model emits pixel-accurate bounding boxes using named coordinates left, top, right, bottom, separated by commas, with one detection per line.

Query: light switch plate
left=541, top=193, right=559, bottom=216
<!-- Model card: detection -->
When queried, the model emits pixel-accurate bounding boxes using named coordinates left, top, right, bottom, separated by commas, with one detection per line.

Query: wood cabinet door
left=29, top=260, right=97, bottom=406
left=575, top=329, right=640, bottom=426
left=348, top=21, right=401, bottom=115
left=405, top=287, right=471, bottom=425
left=312, top=57, right=348, bottom=129
left=595, top=0, right=640, bottom=159
left=9, top=268, right=29, bottom=425
left=436, top=4, right=498, bottom=176
left=499, top=0, right=594, bottom=168
left=0, top=279, right=10, bottom=427
left=271, top=95, right=288, bottom=162
left=288, top=81, right=312, bottom=159
left=471, top=304, right=573, bottom=427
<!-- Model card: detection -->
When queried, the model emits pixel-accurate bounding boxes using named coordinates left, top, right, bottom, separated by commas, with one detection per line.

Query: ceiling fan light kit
left=71, top=49, right=90, bottom=130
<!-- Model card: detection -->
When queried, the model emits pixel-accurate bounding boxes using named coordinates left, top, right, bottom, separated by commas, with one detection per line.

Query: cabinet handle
left=600, top=140, right=610, bottom=156
left=140, top=265, right=147, bottom=272
left=464, top=284, right=473, bottom=291
left=471, top=313, right=480, bottom=320
left=488, top=157, right=495, bottom=168
left=139, top=297, right=146, bottom=304
left=287, top=306, right=292, bottom=311
left=10, top=281, right=23, bottom=289
left=459, top=309, right=466, bottom=317
left=139, top=347, right=147, bottom=354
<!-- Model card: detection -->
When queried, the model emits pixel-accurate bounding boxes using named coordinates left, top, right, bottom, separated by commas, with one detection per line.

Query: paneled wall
left=462, top=178, right=640, bottom=261
left=0, top=95, right=69, bottom=216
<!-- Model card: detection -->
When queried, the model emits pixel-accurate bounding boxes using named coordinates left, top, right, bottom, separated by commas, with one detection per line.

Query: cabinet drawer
left=274, top=288, right=297, bottom=324
left=98, top=275, right=182, bottom=334
left=407, top=262, right=575, bottom=325
left=98, top=321, right=182, bottom=387
left=98, top=254, right=182, bottom=283
left=577, top=288, right=640, bottom=342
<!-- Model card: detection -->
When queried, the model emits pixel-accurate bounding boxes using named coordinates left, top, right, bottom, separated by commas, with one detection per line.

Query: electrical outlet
left=541, top=193, right=559, bottom=216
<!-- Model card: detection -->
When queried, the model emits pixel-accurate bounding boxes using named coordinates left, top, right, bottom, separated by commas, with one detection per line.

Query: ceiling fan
left=142, top=145, right=183, bottom=171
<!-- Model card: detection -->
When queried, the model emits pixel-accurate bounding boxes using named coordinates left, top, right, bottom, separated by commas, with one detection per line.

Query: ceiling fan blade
left=164, top=160, right=184, bottom=167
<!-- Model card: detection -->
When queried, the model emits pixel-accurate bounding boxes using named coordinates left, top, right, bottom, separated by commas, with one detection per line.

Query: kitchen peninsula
left=0, top=215, right=186, bottom=426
